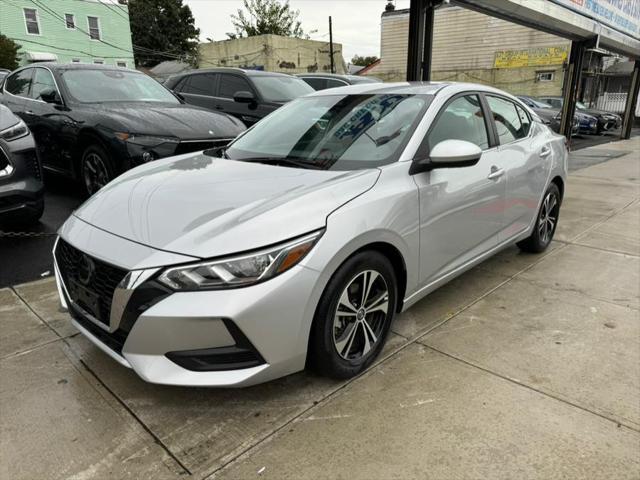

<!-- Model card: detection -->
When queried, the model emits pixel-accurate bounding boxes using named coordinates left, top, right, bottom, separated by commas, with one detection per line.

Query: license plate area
left=68, top=279, right=106, bottom=326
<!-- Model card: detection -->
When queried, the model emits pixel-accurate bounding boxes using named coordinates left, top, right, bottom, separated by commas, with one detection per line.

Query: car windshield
left=530, top=98, right=553, bottom=109
left=222, top=93, right=431, bottom=170
left=61, top=69, right=179, bottom=103
left=252, top=75, right=315, bottom=102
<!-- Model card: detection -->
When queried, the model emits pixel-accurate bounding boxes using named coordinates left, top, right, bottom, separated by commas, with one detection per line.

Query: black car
left=296, top=73, right=382, bottom=90
left=165, top=68, right=314, bottom=126
left=0, top=64, right=246, bottom=195
left=517, top=95, right=580, bottom=135
left=0, top=69, right=9, bottom=83
left=537, top=96, right=622, bottom=133
left=0, top=104, right=44, bottom=224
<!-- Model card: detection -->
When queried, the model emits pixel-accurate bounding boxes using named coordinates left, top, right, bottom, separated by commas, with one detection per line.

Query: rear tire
left=517, top=183, right=561, bottom=253
left=308, top=251, right=397, bottom=379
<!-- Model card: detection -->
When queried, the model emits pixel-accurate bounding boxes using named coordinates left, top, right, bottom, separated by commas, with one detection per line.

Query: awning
left=25, top=52, right=58, bottom=62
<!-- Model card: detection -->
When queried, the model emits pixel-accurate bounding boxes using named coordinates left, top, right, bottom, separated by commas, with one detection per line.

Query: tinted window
left=326, top=79, right=348, bottom=89
left=5, top=69, right=33, bottom=97
left=302, top=77, right=327, bottom=90
left=252, top=76, right=314, bottom=102
left=428, top=94, right=489, bottom=150
left=487, top=96, right=527, bottom=144
left=516, top=104, right=531, bottom=137
left=31, top=68, right=57, bottom=100
left=182, top=74, right=216, bottom=96
left=218, top=74, right=252, bottom=98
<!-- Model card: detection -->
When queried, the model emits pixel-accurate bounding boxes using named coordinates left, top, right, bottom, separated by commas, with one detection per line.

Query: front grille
left=174, top=138, right=233, bottom=156
left=55, top=239, right=128, bottom=327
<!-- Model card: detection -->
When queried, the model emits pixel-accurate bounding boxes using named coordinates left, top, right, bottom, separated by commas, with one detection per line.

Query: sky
left=183, top=0, right=411, bottom=63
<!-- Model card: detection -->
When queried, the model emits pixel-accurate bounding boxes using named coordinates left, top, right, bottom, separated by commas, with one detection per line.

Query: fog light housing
left=142, top=151, right=154, bottom=163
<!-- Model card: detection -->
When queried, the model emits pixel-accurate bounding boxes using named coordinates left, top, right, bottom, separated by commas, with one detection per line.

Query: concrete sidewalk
left=1, top=138, right=639, bottom=480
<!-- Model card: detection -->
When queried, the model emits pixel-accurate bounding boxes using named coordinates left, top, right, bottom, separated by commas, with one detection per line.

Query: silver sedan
left=53, top=82, right=567, bottom=387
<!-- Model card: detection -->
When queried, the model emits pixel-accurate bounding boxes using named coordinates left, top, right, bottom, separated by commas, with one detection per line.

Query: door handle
left=214, top=105, right=223, bottom=110
left=540, top=146, right=552, bottom=157
left=25, top=110, right=34, bottom=115
left=487, top=166, right=505, bottom=180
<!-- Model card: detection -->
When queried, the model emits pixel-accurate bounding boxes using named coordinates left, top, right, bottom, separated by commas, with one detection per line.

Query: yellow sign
left=494, top=47, right=569, bottom=68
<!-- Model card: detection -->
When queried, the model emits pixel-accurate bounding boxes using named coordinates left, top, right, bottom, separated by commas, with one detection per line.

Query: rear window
left=252, top=76, right=314, bottom=103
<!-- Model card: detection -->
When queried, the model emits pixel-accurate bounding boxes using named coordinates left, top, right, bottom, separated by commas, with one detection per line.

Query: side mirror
left=410, top=139, right=482, bottom=174
left=39, top=88, right=62, bottom=105
left=233, top=90, right=256, bottom=104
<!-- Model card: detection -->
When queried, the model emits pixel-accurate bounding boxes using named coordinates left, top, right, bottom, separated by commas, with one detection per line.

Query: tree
left=0, top=34, right=20, bottom=71
left=128, top=0, right=200, bottom=67
left=351, top=55, right=379, bottom=67
left=228, top=0, right=306, bottom=39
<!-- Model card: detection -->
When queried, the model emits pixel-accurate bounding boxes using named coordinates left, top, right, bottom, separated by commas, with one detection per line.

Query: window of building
left=93, top=59, right=105, bottom=65
left=536, top=71, right=555, bottom=82
left=116, top=61, right=127, bottom=68
left=24, top=8, right=40, bottom=35
left=427, top=94, right=490, bottom=150
left=87, top=16, right=101, bottom=40
left=486, top=95, right=528, bottom=144
left=218, top=74, right=252, bottom=98
left=65, top=13, right=75, bottom=29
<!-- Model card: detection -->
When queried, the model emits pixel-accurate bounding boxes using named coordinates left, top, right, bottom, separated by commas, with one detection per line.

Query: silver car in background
left=53, top=82, right=567, bottom=387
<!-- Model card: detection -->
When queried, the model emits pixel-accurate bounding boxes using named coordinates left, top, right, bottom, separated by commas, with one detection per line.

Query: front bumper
left=53, top=229, right=323, bottom=387
left=0, top=142, right=44, bottom=220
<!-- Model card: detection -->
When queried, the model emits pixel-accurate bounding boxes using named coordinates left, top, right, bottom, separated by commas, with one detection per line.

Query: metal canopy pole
left=621, top=60, right=640, bottom=140
left=406, top=0, right=440, bottom=81
left=560, top=39, right=588, bottom=142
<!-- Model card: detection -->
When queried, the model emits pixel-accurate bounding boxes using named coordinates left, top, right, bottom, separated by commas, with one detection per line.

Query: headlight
left=158, top=230, right=323, bottom=290
left=0, top=119, right=29, bottom=142
left=115, top=132, right=179, bottom=147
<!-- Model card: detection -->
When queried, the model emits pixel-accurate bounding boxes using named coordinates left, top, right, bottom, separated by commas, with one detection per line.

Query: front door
left=412, top=93, right=507, bottom=286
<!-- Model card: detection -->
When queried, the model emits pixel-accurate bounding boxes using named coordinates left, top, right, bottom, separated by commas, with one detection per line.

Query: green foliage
left=228, top=0, right=306, bottom=39
left=129, top=0, right=200, bottom=67
left=351, top=55, right=379, bottom=67
left=0, top=34, right=20, bottom=71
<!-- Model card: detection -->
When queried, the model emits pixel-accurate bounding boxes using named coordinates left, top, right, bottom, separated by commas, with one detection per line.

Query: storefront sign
left=494, top=46, right=569, bottom=68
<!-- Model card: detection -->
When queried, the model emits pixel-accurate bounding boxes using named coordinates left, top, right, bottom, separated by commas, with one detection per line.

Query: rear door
left=484, top=94, right=547, bottom=239
left=177, top=73, right=218, bottom=111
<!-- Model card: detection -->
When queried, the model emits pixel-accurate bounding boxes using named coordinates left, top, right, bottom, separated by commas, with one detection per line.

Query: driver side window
left=30, top=68, right=57, bottom=101
left=427, top=94, right=489, bottom=151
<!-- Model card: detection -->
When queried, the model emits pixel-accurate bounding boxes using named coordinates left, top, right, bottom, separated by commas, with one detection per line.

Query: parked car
left=0, top=64, right=246, bottom=195
left=0, top=69, right=9, bottom=83
left=517, top=95, right=582, bottom=135
left=537, top=96, right=621, bottom=133
left=165, top=68, right=314, bottom=127
left=0, top=104, right=44, bottom=224
left=54, top=82, right=567, bottom=387
left=296, top=73, right=382, bottom=90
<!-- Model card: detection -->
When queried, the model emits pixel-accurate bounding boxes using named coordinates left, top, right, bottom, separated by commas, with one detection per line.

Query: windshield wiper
left=239, top=156, right=324, bottom=170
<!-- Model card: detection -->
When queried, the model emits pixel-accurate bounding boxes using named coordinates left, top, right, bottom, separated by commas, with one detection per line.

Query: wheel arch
left=550, top=175, right=564, bottom=202
left=73, top=128, right=110, bottom=177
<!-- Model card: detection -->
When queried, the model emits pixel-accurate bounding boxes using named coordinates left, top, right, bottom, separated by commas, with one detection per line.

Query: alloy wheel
left=332, top=270, right=389, bottom=360
left=538, top=191, right=559, bottom=246
left=83, top=152, right=110, bottom=195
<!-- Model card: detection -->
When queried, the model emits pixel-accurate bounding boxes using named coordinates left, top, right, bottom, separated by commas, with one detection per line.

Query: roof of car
left=295, top=73, right=381, bottom=82
left=304, top=81, right=512, bottom=98
left=179, top=67, right=295, bottom=77
left=12, top=62, right=140, bottom=74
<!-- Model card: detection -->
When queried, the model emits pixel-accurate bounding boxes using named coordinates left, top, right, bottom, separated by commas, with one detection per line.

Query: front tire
left=80, top=144, right=114, bottom=196
left=517, top=183, right=561, bottom=253
left=309, top=251, right=397, bottom=379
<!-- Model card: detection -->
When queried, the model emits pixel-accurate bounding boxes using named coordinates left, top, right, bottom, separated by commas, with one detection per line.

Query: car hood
left=73, top=153, right=380, bottom=258
left=533, top=108, right=558, bottom=120
left=94, top=102, right=246, bottom=140
left=0, top=104, right=20, bottom=130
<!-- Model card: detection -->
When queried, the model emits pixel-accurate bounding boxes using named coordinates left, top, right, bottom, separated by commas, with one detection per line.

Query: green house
left=0, top=0, right=134, bottom=67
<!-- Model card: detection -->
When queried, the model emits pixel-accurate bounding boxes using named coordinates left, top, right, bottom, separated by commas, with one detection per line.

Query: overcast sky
left=183, top=0, right=411, bottom=62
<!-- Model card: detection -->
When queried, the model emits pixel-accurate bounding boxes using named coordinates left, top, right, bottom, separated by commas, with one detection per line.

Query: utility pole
left=329, top=16, right=335, bottom=74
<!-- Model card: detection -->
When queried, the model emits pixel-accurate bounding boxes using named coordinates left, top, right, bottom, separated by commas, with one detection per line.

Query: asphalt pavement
left=0, top=128, right=638, bottom=288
